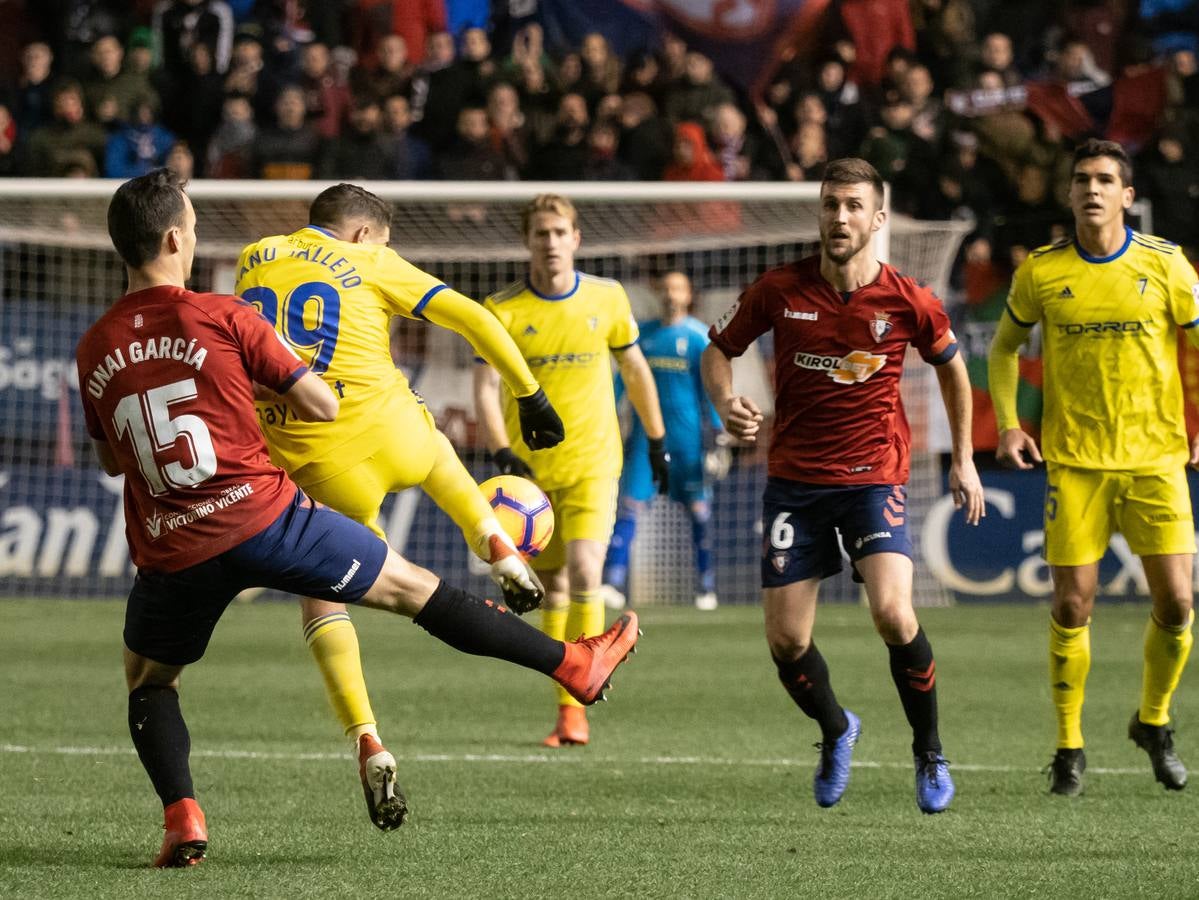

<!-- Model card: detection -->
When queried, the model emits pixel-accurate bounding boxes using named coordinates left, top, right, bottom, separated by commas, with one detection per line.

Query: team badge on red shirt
left=870, top=311, right=893, bottom=343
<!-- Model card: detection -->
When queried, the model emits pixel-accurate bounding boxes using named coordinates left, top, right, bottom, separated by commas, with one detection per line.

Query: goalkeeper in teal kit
left=602, top=271, right=726, bottom=611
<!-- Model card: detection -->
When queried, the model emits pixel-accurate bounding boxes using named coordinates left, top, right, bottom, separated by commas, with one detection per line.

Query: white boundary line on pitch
left=0, top=743, right=1151, bottom=776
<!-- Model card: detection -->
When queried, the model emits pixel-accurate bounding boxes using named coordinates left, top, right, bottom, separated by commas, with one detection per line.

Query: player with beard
left=701, top=157, right=985, bottom=813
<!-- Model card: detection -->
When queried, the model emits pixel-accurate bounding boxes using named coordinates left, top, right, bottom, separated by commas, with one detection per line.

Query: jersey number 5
left=242, top=283, right=341, bottom=374
left=112, top=378, right=217, bottom=496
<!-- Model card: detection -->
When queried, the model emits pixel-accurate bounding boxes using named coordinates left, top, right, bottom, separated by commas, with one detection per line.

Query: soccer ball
left=479, top=475, right=554, bottom=557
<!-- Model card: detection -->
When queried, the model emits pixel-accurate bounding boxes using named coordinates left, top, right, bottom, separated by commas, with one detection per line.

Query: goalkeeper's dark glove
left=492, top=447, right=534, bottom=478
left=516, top=387, right=565, bottom=450
left=648, top=436, right=671, bottom=495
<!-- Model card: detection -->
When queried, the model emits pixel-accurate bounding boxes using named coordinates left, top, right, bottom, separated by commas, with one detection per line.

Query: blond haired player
left=236, top=183, right=566, bottom=829
left=474, top=193, right=668, bottom=746
left=990, top=139, right=1199, bottom=795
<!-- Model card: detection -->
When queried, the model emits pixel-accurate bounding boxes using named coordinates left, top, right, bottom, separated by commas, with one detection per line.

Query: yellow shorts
left=1044, top=463, right=1196, bottom=566
left=290, top=402, right=444, bottom=539
left=533, top=477, right=620, bottom=572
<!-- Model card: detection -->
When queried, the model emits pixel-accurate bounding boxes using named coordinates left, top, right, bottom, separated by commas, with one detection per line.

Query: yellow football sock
left=303, top=612, right=377, bottom=738
left=540, top=604, right=576, bottom=708
left=1049, top=617, right=1090, bottom=749
left=554, top=591, right=604, bottom=708
left=1140, top=611, right=1194, bottom=726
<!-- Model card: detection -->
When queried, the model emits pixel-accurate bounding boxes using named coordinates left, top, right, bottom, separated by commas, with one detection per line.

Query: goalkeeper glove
left=516, top=387, right=565, bottom=450
left=648, top=436, right=671, bottom=495
left=492, top=447, right=534, bottom=478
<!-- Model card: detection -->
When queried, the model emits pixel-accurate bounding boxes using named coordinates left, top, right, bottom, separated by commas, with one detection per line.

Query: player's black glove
left=648, top=436, right=671, bottom=495
left=492, top=447, right=534, bottom=478
left=516, top=387, right=565, bottom=450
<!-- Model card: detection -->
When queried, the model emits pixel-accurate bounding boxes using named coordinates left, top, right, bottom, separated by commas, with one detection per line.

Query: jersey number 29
left=242, top=283, right=341, bottom=374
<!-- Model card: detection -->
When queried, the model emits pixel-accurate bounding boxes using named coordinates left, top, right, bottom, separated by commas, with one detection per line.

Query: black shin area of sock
left=774, top=644, right=848, bottom=742
left=887, top=627, right=942, bottom=755
left=413, top=580, right=564, bottom=675
left=128, top=685, right=194, bottom=806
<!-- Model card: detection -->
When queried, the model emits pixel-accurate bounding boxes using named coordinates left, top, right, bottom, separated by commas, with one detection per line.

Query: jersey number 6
left=242, top=282, right=341, bottom=374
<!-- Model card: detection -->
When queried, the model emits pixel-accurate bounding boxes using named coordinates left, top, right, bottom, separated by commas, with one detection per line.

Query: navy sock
left=774, top=644, right=848, bottom=742
left=603, top=509, right=637, bottom=591
left=128, top=685, right=194, bottom=806
left=689, top=507, right=715, bottom=594
left=887, top=627, right=942, bottom=755
left=414, top=580, right=564, bottom=674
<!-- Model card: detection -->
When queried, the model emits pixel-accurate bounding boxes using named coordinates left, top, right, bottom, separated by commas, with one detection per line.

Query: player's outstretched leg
left=387, top=578, right=639, bottom=706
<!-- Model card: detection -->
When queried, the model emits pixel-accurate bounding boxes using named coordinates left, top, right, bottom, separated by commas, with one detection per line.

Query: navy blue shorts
left=124, top=489, right=389, bottom=666
left=760, top=477, right=912, bottom=588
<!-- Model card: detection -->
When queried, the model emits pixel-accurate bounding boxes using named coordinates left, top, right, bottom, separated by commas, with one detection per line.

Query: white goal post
left=0, top=179, right=970, bottom=604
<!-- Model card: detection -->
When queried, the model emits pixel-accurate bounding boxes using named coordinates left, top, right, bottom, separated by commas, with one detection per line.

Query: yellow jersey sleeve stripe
left=412, top=283, right=448, bottom=319
left=1005, top=303, right=1037, bottom=328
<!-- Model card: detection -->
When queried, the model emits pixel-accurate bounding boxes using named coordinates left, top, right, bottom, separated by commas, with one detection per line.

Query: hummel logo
left=145, top=510, right=164, bottom=539
left=523, top=325, right=537, bottom=336
left=1059, top=286, right=1074, bottom=299
left=784, top=310, right=818, bottom=321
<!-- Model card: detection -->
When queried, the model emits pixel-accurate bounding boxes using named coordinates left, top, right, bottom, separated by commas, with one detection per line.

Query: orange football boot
left=153, top=797, right=207, bottom=868
left=542, top=705, right=590, bottom=747
left=551, top=612, right=640, bottom=706
left=358, top=733, right=408, bottom=830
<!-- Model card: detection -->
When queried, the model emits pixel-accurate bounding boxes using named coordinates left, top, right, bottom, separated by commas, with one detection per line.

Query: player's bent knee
left=124, top=648, right=184, bottom=692
left=300, top=596, right=349, bottom=624
left=766, top=633, right=811, bottom=663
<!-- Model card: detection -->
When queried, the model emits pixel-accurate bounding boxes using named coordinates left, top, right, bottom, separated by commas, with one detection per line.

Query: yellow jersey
left=482, top=272, right=639, bottom=490
left=1006, top=227, right=1199, bottom=472
left=236, top=225, right=538, bottom=474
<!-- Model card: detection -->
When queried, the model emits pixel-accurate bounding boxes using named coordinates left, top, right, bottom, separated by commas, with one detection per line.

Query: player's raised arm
left=700, top=343, right=762, bottom=443
left=934, top=353, right=985, bottom=525
left=421, top=287, right=564, bottom=449
left=615, top=343, right=670, bottom=494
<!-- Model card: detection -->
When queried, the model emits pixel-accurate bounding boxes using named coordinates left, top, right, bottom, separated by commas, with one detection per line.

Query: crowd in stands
left=0, top=1, right=1197, bottom=264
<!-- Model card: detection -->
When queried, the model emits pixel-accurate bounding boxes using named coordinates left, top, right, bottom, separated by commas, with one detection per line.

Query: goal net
left=0, top=180, right=970, bottom=605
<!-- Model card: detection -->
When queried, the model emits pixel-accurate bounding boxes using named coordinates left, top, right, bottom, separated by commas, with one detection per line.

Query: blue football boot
left=813, top=710, right=861, bottom=808
left=914, top=751, right=955, bottom=813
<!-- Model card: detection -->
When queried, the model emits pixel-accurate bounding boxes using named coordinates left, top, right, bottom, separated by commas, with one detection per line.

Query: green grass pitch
left=1, top=599, right=1195, bottom=899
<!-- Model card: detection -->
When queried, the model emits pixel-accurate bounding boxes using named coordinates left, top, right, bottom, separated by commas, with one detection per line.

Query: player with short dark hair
left=235, top=181, right=565, bottom=830
left=601, top=270, right=726, bottom=611
left=701, top=157, right=985, bottom=814
left=990, top=138, right=1199, bottom=796
left=80, top=170, right=639, bottom=868
left=474, top=192, right=669, bottom=747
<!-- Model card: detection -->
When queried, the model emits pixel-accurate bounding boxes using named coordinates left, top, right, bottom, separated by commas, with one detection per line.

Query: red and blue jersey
left=709, top=256, right=957, bottom=485
left=76, top=286, right=308, bottom=571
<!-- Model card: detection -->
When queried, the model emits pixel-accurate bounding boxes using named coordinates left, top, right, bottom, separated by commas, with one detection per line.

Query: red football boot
left=551, top=612, right=640, bottom=706
left=153, top=797, right=207, bottom=868
left=541, top=705, right=590, bottom=747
